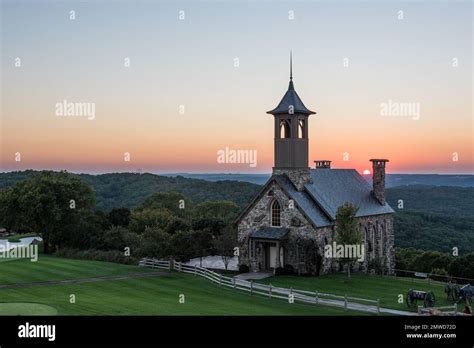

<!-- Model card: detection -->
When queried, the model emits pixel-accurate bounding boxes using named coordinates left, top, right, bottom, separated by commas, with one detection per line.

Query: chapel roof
left=305, top=169, right=395, bottom=220
left=237, top=169, right=394, bottom=229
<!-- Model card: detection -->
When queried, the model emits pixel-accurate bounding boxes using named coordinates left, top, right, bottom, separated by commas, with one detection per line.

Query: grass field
left=257, top=274, right=454, bottom=312
left=0, top=256, right=363, bottom=315
left=0, top=256, right=154, bottom=285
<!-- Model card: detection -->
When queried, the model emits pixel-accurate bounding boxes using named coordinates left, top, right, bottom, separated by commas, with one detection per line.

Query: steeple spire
left=290, top=51, right=293, bottom=80
left=289, top=51, right=294, bottom=90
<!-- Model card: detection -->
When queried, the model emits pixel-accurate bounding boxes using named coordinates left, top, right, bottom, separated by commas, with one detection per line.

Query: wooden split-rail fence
left=139, top=258, right=381, bottom=314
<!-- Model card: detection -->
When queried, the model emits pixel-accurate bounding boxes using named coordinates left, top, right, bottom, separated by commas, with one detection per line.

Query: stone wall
left=238, top=182, right=332, bottom=274
left=238, top=181, right=395, bottom=275
left=272, top=168, right=313, bottom=191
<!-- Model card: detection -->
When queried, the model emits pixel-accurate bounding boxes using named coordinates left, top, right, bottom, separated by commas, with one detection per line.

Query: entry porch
left=248, top=227, right=289, bottom=274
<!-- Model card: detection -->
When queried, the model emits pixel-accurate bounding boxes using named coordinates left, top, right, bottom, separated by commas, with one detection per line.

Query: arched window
left=371, top=225, right=376, bottom=256
left=298, top=119, right=305, bottom=138
left=365, top=226, right=372, bottom=252
left=271, top=200, right=281, bottom=227
left=279, top=120, right=291, bottom=138
left=380, top=223, right=385, bottom=254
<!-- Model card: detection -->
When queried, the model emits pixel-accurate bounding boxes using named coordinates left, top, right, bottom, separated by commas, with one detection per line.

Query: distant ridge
left=163, top=173, right=474, bottom=188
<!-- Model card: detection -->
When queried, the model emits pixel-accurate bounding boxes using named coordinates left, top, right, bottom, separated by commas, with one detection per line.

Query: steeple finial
left=290, top=51, right=293, bottom=80
left=288, top=51, right=294, bottom=90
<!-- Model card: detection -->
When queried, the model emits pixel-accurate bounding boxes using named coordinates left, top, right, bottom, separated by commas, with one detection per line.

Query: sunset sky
left=1, top=0, right=472, bottom=174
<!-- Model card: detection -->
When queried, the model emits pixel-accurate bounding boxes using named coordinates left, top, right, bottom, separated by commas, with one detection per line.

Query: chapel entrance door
left=269, top=245, right=277, bottom=269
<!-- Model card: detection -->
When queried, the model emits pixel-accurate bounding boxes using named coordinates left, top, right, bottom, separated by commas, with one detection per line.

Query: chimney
left=370, top=159, right=389, bottom=205
left=314, top=160, right=331, bottom=169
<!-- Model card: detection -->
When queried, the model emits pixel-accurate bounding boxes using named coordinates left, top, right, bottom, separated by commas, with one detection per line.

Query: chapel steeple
left=267, top=53, right=316, bottom=181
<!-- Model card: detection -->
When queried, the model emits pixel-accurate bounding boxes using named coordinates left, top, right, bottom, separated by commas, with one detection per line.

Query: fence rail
left=393, top=269, right=474, bottom=285
left=417, top=304, right=467, bottom=316
left=139, top=258, right=381, bottom=314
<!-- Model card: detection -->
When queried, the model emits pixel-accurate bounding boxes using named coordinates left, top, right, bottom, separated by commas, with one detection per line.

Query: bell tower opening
left=298, top=119, right=305, bottom=139
left=279, top=119, right=291, bottom=138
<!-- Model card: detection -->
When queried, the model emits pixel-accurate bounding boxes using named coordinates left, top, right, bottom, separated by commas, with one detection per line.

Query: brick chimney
left=370, top=159, right=389, bottom=205
left=314, top=160, right=331, bottom=169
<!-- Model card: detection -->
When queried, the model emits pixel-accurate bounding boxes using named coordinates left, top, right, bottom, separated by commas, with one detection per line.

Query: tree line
left=395, top=248, right=474, bottom=281
left=0, top=171, right=238, bottom=269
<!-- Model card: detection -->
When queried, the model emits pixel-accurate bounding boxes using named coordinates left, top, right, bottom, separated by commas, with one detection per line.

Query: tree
left=213, top=225, right=237, bottom=270
left=448, top=253, right=474, bottom=279
left=335, top=203, right=361, bottom=280
left=192, top=201, right=240, bottom=237
left=170, top=230, right=196, bottom=261
left=138, top=227, right=172, bottom=259
left=0, top=171, right=95, bottom=254
left=99, top=226, right=140, bottom=253
left=107, top=208, right=131, bottom=227
left=193, top=201, right=240, bottom=223
left=192, top=229, right=213, bottom=267
left=165, top=216, right=191, bottom=235
left=138, top=192, right=192, bottom=218
left=129, top=209, right=172, bottom=234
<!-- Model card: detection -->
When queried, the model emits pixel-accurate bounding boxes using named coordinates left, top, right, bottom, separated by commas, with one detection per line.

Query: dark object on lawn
left=406, top=289, right=436, bottom=308
left=457, top=284, right=474, bottom=306
left=238, top=264, right=249, bottom=274
left=444, top=281, right=461, bottom=303
left=275, top=267, right=285, bottom=276
left=275, top=264, right=296, bottom=276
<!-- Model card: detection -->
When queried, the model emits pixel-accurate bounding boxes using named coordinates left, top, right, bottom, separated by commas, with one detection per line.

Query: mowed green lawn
left=0, top=256, right=365, bottom=315
left=0, top=256, right=154, bottom=285
left=257, top=273, right=454, bottom=312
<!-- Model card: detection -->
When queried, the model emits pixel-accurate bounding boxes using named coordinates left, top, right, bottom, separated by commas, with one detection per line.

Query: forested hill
left=386, top=185, right=474, bottom=254
left=0, top=170, right=260, bottom=211
left=1, top=171, right=473, bottom=253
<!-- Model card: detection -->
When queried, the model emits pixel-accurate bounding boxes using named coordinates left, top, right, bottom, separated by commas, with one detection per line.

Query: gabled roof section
left=305, top=169, right=395, bottom=220
left=267, top=80, right=316, bottom=115
left=273, top=175, right=332, bottom=227
left=235, top=175, right=332, bottom=228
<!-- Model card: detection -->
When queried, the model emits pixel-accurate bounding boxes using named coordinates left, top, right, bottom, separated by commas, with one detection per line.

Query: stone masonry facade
left=237, top=182, right=395, bottom=275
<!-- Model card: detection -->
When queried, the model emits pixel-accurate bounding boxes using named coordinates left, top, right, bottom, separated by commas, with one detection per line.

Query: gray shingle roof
left=267, top=80, right=316, bottom=115
left=251, top=227, right=290, bottom=240
left=236, top=168, right=393, bottom=230
left=305, top=169, right=395, bottom=220
left=273, top=175, right=332, bottom=227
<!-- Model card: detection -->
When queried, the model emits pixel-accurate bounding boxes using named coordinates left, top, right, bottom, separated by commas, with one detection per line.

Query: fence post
left=315, top=290, right=319, bottom=304
left=250, top=280, right=253, bottom=295
left=168, top=260, right=172, bottom=272
left=454, top=303, right=457, bottom=315
left=233, top=277, right=236, bottom=288
left=377, top=299, right=380, bottom=315
left=344, top=295, right=347, bottom=310
left=269, top=284, right=272, bottom=299
left=178, top=262, right=181, bottom=272
left=194, top=265, right=197, bottom=276
left=219, top=274, right=222, bottom=286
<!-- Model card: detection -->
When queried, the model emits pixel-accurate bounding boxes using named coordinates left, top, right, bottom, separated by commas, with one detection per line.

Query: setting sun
left=363, top=170, right=371, bottom=175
